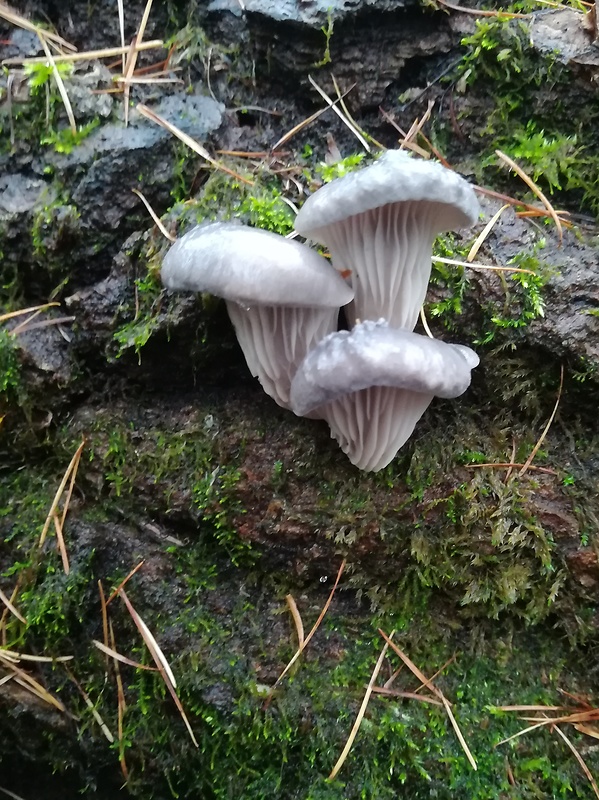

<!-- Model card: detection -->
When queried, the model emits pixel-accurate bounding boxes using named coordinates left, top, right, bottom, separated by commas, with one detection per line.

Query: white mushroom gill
left=317, top=200, right=438, bottom=329
left=325, top=386, right=432, bottom=471
left=294, top=150, right=480, bottom=331
left=290, top=320, right=479, bottom=472
left=225, top=302, right=340, bottom=408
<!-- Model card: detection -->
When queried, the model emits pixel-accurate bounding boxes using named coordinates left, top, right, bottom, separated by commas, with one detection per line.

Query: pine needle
left=0, top=303, right=59, bottom=324
left=0, top=589, right=27, bottom=624
left=474, top=184, right=571, bottom=225
left=0, top=784, right=28, bottom=800
left=119, top=589, right=198, bottom=746
left=92, top=639, right=159, bottom=671
left=269, top=559, right=346, bottom=694
left=0, top=653, right=65, bottom=711
left=419, top=306, right=434, bottom=338
left=519, top=364, right=564, bottom=477
left=121, top=0, right=154, bottom=126
left=106, top=560, right=145, bottom=605
left=64, top=664, right=114, bottom=742
left=371, top=686, right=444, bottom=706
left=553, top=725, right=599, bottom=799
left=36, top=33, right=76, bottom=134
left=52, top=512, right=70, bottom=575
left=432, top=255, right=536, bottom=276
left=494, top=704, right=566, bottom=712
left=378, top=631, right=477, bottom=770
left=328, top=633, right=394, bottom=780
left=308, top=75, right=370, bottom=152
left=285, top=594, right=305, bottom=648
left=98, top=580, right=110, bottom=669
left=3, top=40, right=164, bottom=65
left=117, top=0, right=126, bottom=73
left=331, top=74, right=385, bottom=150
left=110, top=620, right=129, bottom=780
left=0, top=3, right=76, bottom=51
left=378, top=630, right=443, bottom=700
left=466, top=462, right=557, bottom=475
left=0, top=648, right=72, bottom=663
left=467, top=204, right=510, bottom=262
left=132, top=188, right=175, bottom=241
left=137, top=103, right=254, bottom=186
left=400, top=101, right=434, bottom=150
left=0, top=581, right=22, bottom=643
left=271, top=87, right=354, bottom=151
left=495, top=149, right=563, bottom=244
left=442, top=694, right=478, bottom=771
left=39, top=440, right=85, bottom=547
left=436, top=0, right=528, bottom=17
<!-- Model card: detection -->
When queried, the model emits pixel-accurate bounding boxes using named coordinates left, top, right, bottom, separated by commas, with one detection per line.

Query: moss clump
left=407, top=470, right=564, bottom=622
left=443, top=17, right=599, bottom=216
left=31, top=198, right=80, bottom=264
left=0, top=328, right=20, bottom=398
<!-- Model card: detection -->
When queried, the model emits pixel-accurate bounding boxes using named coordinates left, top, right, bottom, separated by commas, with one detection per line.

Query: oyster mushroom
left=290, top=319, right=479, bottom=471
left=294, top=150, right=480, bottom=329
left=161, top=222, right=354, bottom=408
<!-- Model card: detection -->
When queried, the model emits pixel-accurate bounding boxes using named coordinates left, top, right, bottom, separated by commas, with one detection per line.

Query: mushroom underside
left=225, top=302, right=340, bottom=409
left=319, top=385, right=433, bottom=472
left=312, top=200, right=442, bottom=330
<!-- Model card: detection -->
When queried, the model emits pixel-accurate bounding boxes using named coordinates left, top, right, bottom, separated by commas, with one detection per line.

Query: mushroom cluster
left=161, top=151, right=481, bottom=471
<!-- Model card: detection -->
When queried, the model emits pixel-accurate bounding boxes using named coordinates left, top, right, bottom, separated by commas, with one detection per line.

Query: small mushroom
left=290, top=319, right=479, bottom=471
left=294, top=150, right=480, bottom=329
left=161, top=222, right=354, bottom=408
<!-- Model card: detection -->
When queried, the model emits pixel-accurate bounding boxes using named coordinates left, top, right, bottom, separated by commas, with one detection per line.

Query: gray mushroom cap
left=294, top=150, right=480, bottom=237
left=161, top=221, right=353, bottom=307
left=290, top=319, right=479, bottom=417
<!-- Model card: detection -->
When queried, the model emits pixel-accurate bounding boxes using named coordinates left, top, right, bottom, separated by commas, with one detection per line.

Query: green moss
left=313, top=10, right=335, bottom=68
left=31, top=197, right=80, bottom=264
left=112, top=269, right=165, bottom=364
left=0, top=328, right=20, bottom=397
left=407, top=472, right=564, bottom=622
left=428, top=234, right=471, bottom=330
left=428, top=232, right=550, bottom=346
left=448, top=17, right=599, bottom=216
left=1, top=402, right=598, bottom=798
left=40, top=118, right=100, bottom=154
left=316, top=153, right=367, bottom=184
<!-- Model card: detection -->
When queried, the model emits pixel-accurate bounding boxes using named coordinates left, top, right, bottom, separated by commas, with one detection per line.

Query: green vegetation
left=316, top=153, right=367, bottom=184
left=31, top=197, right=80, bottom=262
left=40, top=118, right=100, bottom=154
left=313, top=11, right=335, bottom=68
left=449, top=16, right=599, bottom=216
left=112, top=270, right=165, bottom=364
left=1, top=436, right=597, bottom=799
left=112, top=174, right=298, bottom=362
left=23, top=60, right=74, bottom=91
left=428, top=233, right=549, bottom=346
left=0, top=329, right=20, bottom=399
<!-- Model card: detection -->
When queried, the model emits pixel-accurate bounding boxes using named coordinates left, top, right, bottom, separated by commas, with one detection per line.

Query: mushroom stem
left=226, top=302, right=339, bottom=408
left=323, top=386, right=432, bottom=471
left=321, top=201, right=438, bottom=330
